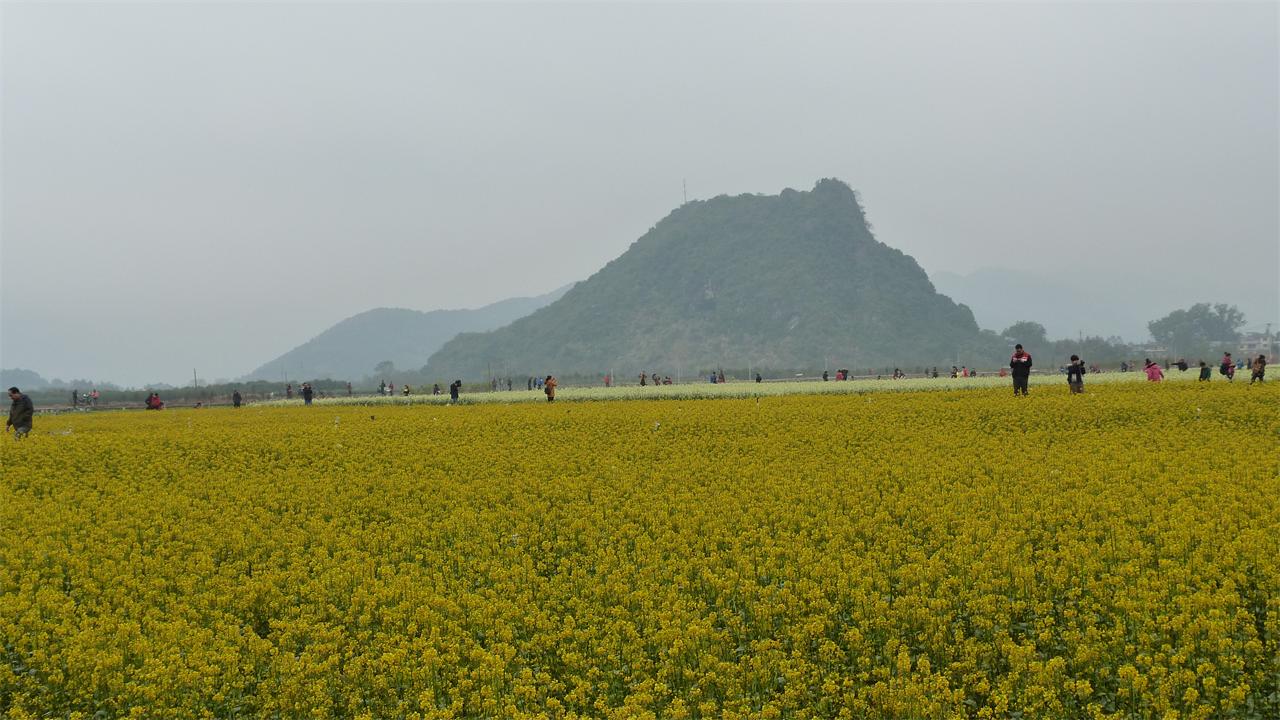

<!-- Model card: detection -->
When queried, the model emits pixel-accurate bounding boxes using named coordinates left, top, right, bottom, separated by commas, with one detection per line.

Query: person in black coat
left=1009, top=344, right=1033, bottom=396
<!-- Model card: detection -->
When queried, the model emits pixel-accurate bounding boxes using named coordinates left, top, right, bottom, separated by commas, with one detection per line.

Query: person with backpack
left=1220, top=352, right=1235, bottom=381
left=1066, top=354, right=1086, bottom=394
left=1009, top=344, right=1033, bottom=396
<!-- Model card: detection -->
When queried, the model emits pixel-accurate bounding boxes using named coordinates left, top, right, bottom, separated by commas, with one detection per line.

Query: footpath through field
left=261, top=368, right=1219, bottom=408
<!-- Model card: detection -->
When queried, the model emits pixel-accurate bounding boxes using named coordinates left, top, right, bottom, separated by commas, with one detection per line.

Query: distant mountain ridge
left=424, top=179, right=990, bottom=377
left=244, top=286, right=572, bottom=382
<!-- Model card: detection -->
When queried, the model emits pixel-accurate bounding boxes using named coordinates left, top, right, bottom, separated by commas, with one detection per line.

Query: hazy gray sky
left=3, top=1, right=1276, bottom=386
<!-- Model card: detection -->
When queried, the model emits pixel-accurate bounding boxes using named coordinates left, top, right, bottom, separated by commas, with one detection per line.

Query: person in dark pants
left=7, top=387, right=34, bottom=439
left=301, top=383, right=314, bottom=405
left=1198, top=361, right=1211, bottom=381
left=544, top=375, right=557, bottom=402
left=449, top=380, right=460, bottom=402
left=1066, top=354, right=1085, bottom=394
left=1010, top=343, right=1033, bottom=396
left=1251, top=355, right=1267, bottom=384
left=232, top=390, right=242, bottom=408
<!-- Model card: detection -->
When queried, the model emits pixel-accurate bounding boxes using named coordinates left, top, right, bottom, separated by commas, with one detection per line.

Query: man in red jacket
left=1010, top=344, right=1033, bottom=396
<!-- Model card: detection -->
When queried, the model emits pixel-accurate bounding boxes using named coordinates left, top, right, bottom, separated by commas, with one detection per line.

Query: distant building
left=1238, top=331, right=1278, bottom=362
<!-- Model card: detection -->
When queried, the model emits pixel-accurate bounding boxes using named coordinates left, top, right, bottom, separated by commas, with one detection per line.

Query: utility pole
left=193, top=368, right=197, bottom=389
left=683, top=178, right=687, bottom=205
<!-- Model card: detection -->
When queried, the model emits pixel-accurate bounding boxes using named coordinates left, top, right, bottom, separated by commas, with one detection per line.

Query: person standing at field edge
left=232, top=390, right=242, bottom=408
left=7, top=387, right=34, bottom=439
left=544, top=375, right=557, bottom=402
left=1250, top=354, right=1266, bottom=384
left=1066, top=354, right=1086, bottom=394
left=449, top=380, right=460, bottom=402
left=1010, top=344, right=1032, bottom=396
left=1198, top=361, right=1212, bottom=381
left=302, top=383, right=314, bottom=405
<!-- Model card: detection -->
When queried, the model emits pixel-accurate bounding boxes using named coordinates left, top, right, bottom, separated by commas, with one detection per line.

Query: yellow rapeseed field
left=2, top=381, right=1277, bottom=719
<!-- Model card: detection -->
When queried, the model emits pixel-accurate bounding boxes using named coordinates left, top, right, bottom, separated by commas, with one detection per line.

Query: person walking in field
left=1010, top=344, right=1033, bottom=396
left=1198, top=361, right=1212, bottom=381
left=7, top=387, right=33, bottom=439
left=1220, top=352, right=1235, bottom=381
left=302, top=383, right=314, bottom=405
left=1144, top=358, right=1164, bottom=382
left=1250, top=354, right=1267, bottom=384
left=544, top=375, right=558, bottom=402
left=449, top=380, right=460, bottom=402
left=232, top=390, right=242, bottom=408
left=1066, top=354, right=1086, bottom=394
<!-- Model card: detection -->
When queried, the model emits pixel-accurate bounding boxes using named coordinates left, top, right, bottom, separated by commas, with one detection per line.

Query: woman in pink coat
left=1144, top=359, right=1164, bottom=382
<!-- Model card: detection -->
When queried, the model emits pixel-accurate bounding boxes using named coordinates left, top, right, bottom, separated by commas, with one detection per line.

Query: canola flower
left=1, top=381, right=1277, bottom=718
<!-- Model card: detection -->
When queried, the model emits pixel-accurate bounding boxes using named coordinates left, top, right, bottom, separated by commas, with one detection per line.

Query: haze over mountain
left=424, top=180, right=990, bottom=378
left=4, top=4, right=1274, bottom=386
left=245, top=286, right=571, bottom=382
left=929, top=269, right=1276, bottom=343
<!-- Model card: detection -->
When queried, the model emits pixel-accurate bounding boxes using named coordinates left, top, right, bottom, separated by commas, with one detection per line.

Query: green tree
left=1001, top=321, right=1048, bottom=348
left=1148, top=304, right=1245, bottom=356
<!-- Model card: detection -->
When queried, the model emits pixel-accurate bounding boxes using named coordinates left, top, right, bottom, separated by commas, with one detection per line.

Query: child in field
left=1066, top=354, right=1085, bottom=394
left=1198, top=361, right=1211, bottom=381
